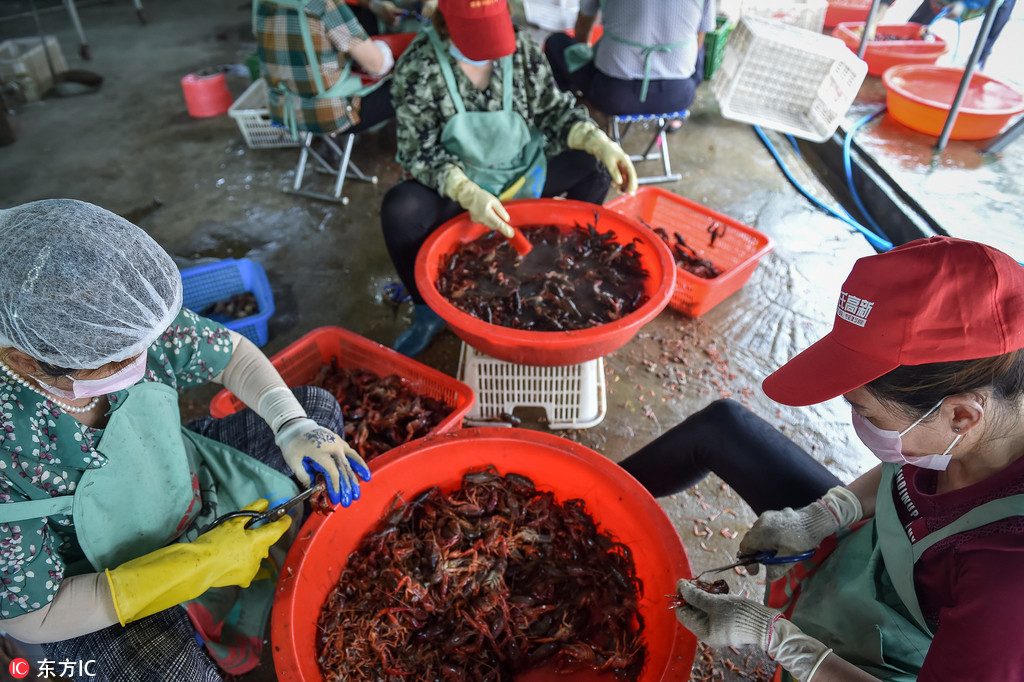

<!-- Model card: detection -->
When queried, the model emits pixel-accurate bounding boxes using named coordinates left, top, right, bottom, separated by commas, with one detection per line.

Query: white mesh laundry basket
left=228, top=78, right=300, bottom=149
left=711, top=15, right=867, bottom=142
left=458, top=343, right=606, bottom=430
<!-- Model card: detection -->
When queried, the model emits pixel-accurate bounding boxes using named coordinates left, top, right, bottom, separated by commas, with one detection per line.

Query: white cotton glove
left=739, top=486, right=863, bottom=581
left=442, top=166, right=514, bottom=238
left=369, top=0, right=402, bottom=26
left=675, top=581, right=832, bottom=682
left=369, top=39, right=395, bottom=78
left=567, top=120, right=638, bottom=195
left=275, top=418, right=371, bottom=507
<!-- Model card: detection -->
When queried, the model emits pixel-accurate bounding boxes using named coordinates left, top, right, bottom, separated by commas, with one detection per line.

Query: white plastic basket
left=711, top=15, right=867, bottom=142
left=739, top=0, right=828, bottom=33
left=522, top=0, right=580, bottom=31
left=228, top=78, right=300, bottom=150
left=458, top=343, right=607, bottom=430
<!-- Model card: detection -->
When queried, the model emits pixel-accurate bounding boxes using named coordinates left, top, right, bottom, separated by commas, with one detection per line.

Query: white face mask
left=851, top=399, right=963, bottom=471
left=36, top=353, right=147, bottom=400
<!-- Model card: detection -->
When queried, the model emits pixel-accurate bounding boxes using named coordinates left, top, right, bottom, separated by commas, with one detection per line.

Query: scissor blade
left=245, top=483, right=325, bottom=527
left=693, top=560, right=746, bottom=580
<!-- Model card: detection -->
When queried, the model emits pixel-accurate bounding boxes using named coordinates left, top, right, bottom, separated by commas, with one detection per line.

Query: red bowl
left=833, top=22, right=947, bottom=76
left=415, top=199, right=677, bottom=366
left=271, top=427, right=697, bottom=682
left=883, top=65, right=1024, bottom=139
left=824, top=0, right=872, bottom=29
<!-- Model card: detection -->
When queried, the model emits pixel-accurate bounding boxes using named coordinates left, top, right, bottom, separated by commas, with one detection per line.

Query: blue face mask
left=449, top=43, right=491, bottom=67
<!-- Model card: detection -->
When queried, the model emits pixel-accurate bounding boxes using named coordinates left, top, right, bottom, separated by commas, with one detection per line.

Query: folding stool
left=609, top=110, right=689, bottom=185
left=285, top=131, right=378, bottom=205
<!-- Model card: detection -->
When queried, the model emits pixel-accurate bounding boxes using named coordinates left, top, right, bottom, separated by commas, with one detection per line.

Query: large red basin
left=833, top=22, right=947, bottom=76
left=271, top=427, right=696, bottom=682
left=883, top=65, right=1024, bottom=139
left=415, top=199, right=677, bottom=366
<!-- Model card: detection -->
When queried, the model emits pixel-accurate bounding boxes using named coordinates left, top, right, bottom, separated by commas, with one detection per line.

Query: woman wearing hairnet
left=0, top=200, right=370, bottom=680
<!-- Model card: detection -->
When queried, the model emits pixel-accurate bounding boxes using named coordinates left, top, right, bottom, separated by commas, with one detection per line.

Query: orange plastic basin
left=415, top=199, right=677, bottom=366
left=883, top=65, right=1024, bottom=139
left=271, top=428, right=697, bottom=682
left=833, top=22, right=947, bottom=76
left=824, top=0, right=871, bottom=29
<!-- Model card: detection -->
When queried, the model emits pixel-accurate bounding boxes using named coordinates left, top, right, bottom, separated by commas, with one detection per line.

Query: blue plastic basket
left=180, top=258, right=275, bottom=346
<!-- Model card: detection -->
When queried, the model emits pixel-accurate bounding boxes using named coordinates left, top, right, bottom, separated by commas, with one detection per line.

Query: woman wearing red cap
left=379, top=0, right=639, bottom=358
left=620, top=237, right=1024, bottom=681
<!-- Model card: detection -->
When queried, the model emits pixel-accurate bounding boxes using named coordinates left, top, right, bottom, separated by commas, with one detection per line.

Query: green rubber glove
left=567, top=121, right=638, bottom=195
left=105, top=498, right=291, bottom=625
left=442, top=166, right=514, bottom=238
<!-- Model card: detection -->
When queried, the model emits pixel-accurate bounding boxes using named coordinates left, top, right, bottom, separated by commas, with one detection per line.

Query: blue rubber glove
left=274, top=418, right=371, bottom=506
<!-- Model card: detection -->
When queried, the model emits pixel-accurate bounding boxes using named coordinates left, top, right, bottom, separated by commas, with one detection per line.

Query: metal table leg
left=61, top=0, right=90, bottom=60
left=934, top=0, right=1002, bottom=153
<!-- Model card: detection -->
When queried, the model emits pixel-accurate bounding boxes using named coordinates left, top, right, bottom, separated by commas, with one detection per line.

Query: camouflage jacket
left=392, top=28, right=593, bottom=193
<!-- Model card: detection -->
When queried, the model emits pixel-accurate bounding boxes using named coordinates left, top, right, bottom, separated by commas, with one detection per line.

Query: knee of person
left=293, top=386, right=344, bottom=430
left=697, top=398, right=748, bottom=426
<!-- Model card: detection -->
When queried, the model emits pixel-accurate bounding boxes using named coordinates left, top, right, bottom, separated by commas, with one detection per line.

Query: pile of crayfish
left=436, top=221, right=650, bottom=331
left=652, top=227, right=724, bottom=279
left=312, top=360, right=453, bottom=461
left=317, top=467, right=647, bottom=681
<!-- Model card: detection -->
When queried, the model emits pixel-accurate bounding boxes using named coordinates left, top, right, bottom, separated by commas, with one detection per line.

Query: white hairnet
left=0, top=199, right=182, bottom=369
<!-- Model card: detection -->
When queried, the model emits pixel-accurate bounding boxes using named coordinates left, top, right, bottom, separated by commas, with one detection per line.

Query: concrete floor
left=0, top=0, right=945, bottom=680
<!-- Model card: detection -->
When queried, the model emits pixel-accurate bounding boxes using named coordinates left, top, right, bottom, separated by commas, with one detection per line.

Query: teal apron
left=564, top=0, right=692, bottom=103
left=0, top=381, right=297, bottom=675
left=767, top=462, right=1024, bottom=681
left=425, top=27, right=547, bottom=200
left=254, top=0, right=388, bottom=140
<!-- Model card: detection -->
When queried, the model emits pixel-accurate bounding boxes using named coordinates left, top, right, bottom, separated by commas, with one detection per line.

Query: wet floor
left=3, top=0, right=1017, bottom=679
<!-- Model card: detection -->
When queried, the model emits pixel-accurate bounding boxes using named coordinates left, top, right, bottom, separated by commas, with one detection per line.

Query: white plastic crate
left=0, top=36, right=67, bottom=100
left=522, top=0, right=580, bottom=31
left=458, top=343, right=606, bottom=430
left=227, top=78, right=300, bottom=150
left=711, top=15, right=867, bottom=142
left=739, top=0, right=827, bottom=33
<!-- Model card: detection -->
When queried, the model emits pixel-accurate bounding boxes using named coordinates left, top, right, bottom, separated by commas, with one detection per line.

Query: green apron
left=254, top=0, right=388, bottom=141
left=425, top=27, right=547, bottom=200
left=0, top=381, right=297, bottom=675
left=564, top=0, right=692, bottom=103
left=767, top=462, right=1024, bottom=681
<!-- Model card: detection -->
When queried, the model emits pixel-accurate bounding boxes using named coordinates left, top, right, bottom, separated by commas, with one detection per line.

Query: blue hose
left=753, top=125, right=894, bottom=251
left=843, top=108, right=888, bottom=238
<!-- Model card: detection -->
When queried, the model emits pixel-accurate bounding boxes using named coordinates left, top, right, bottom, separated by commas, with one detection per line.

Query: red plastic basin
left=833, top=22, right=947, bottom=76
left=271, top=427, right=697, bottom=682
left=824, top=0, right=871, bottom=29
left=883, top=65, right=1024, bottom=140
left=415, top=199, right=677, bottom=366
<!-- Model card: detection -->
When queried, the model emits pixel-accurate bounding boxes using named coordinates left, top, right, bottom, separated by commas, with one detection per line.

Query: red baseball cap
left=762, top=237, right=1024, bottom=406
left=438, top=0, right=516, bottom=61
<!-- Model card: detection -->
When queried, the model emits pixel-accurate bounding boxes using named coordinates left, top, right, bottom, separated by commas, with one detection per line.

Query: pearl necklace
left=0, top=359, right=101, bottom=414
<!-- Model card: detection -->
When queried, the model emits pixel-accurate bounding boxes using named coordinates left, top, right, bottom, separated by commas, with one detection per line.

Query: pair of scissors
left=205, top=482, right=325, bottom=532
left=396, top=9, right=430, bottom=23
left=694, top=549, right=814, bottom=580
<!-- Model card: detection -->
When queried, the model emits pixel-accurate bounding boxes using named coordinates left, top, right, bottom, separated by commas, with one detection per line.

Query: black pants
left=618, top=399, right=843, bottom=515
left=346, top=81, right=395, bottom=133
left=380, top=149, right=611, bottom=304
left=908, top=0, right=1015, bottom=67
left=544, top=33, right=703, bottom=116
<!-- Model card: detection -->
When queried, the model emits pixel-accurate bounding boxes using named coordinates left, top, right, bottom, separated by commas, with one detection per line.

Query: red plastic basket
left=833, top=22, right=947, bottom=76
left=823, top=0, right=871, bottom=29
left=271, top=427, right=697, bottom=682
left=208, top=327, right=475, bottom=435
left=415, top=199, right=677, bottom=366
left=607, top=187, right=773, bottom=318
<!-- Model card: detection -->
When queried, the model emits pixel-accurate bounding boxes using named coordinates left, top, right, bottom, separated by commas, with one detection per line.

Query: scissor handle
left=740, top=549, right=815, bottom=564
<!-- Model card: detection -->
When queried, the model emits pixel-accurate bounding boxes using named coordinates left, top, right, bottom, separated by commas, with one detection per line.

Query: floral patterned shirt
left=0, top=308, right=233, bottom=618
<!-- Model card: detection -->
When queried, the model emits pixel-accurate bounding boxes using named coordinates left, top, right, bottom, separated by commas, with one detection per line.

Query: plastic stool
left=609, top=110, right=689, bottom=184
left=286, top=131, right=378, bottom=205
left=457, top=343, right=607, bottom=430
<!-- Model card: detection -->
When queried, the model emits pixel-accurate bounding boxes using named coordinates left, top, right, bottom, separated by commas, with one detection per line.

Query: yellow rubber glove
left=567, top=121, right=638, bottom=195
left=105, top=499, right=291, bottom=625
left=442, top=166, right=515, bottom=238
